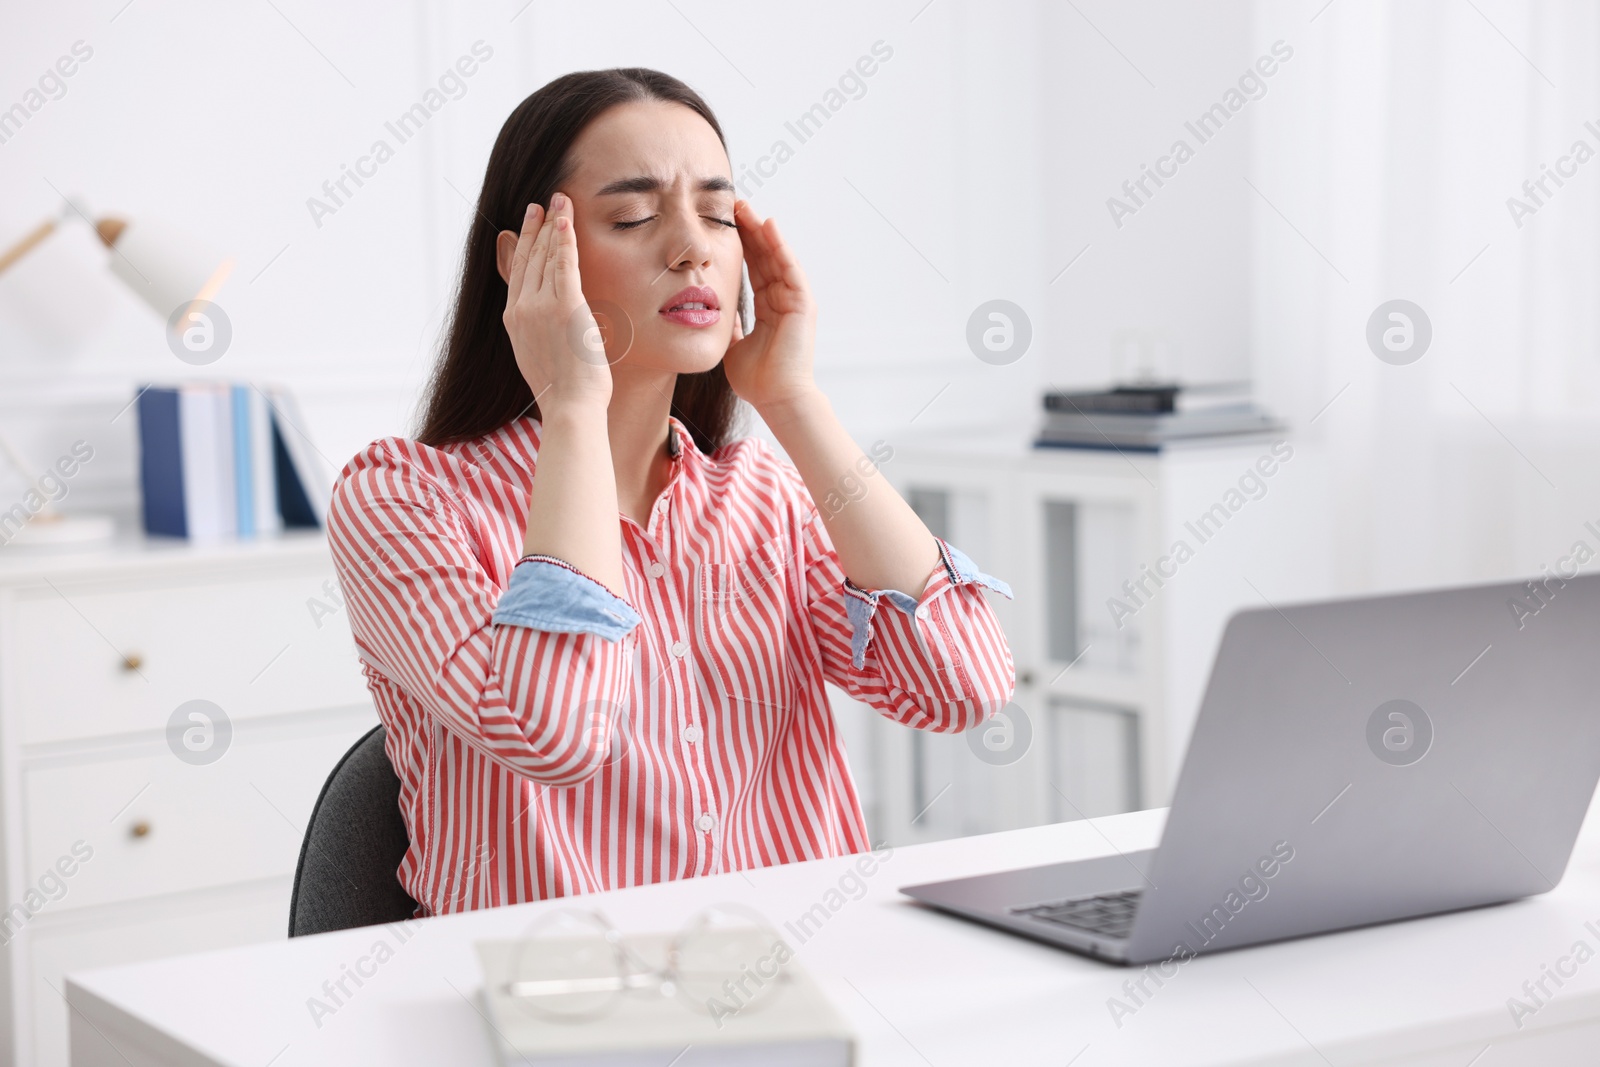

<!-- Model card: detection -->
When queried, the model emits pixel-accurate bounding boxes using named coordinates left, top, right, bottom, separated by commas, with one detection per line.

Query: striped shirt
left=326, top=413, right=1015, bottom=916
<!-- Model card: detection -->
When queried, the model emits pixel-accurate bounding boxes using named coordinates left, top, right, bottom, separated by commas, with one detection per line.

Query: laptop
left=900, top=572, right=1600, bottom=965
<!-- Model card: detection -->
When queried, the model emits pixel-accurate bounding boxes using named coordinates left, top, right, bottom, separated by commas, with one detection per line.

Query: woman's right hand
left=503, top=192, right=611, bottom=415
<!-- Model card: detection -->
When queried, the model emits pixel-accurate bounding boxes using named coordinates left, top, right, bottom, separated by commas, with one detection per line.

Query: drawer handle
left=129, top=820, right=151, bottom=840
left=120, top=653, right=144, bottom=672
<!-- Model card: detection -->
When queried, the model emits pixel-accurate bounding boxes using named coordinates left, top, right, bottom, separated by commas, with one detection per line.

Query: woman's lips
left=660, top=285, right=720, bottom=328
left=659, top=306, right=721, bottom=327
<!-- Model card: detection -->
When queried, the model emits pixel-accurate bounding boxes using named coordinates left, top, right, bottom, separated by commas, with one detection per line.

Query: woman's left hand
left=721, top=199, right=818, bottom=413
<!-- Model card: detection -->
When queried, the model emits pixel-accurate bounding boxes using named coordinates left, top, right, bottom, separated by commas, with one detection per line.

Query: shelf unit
left=0, top=531, right=378, bottom=1067
left=834, top=426, right=1329, bottom=848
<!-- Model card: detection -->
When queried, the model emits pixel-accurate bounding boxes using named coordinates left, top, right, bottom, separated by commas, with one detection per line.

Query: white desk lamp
left=0, top=198, right=235, bottom=549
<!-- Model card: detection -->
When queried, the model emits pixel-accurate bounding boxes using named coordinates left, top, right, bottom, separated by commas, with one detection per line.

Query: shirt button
left=682, top=724, right=702, bottom=744
left=671, top=639, right=689, bottom=658
left=695, top=813, right=715, bottom=832
left=647, top=561, right=666, bottom=578
left=916, top=605, right=931, bottom=620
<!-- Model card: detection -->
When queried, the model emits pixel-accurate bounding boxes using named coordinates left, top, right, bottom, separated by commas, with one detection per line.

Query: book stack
left=473, top=932, right=856, bottom=1065
left=135, top=382, right=328, bottom=542
left=1036, top=381, right=1283, bottom=451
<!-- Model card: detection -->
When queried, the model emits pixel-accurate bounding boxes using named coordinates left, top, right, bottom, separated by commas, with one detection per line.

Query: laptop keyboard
left=1012, top=888, right=1143, bottom=939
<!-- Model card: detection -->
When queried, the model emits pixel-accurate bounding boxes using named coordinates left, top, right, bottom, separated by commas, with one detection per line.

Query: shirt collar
left=514, top=412, right=697, bottom=449
left=666, top=414, right=701, bottom=463
left=513, top=412, right=698, bottom=468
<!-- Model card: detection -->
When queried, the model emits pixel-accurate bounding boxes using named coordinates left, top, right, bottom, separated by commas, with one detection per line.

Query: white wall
left=1248, top=0, right=1600, bottom=596
left=7, top=0, right=1589, bottom=641
left=0, top=0, right=1262, bottom=531
left=1038, top=0, right=1256, bottom=391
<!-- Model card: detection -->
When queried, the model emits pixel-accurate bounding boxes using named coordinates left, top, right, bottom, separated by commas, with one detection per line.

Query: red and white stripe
left=326, top=414, right=1015, bottom=916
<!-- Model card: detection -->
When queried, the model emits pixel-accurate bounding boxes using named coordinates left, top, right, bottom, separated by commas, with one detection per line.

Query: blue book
left=137, top=381, right=320, bottom=539
left=231, top=383, right=254, bottom=537
left=261, top=383, right=328, bottom=528
left=271, top=416, right=318, bottom=528
left=136, top=387, right=186, bottom=538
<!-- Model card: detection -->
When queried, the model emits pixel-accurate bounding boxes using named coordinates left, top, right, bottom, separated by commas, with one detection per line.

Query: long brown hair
left=414, top=68, right=742, bottom=453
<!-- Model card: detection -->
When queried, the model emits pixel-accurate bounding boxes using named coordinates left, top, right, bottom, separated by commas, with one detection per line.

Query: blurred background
left=2, top=1, right=1599, bottom=1060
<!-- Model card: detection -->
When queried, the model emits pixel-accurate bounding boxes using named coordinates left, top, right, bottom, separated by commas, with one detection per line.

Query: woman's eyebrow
left=594, top=175, right=735, bottom=196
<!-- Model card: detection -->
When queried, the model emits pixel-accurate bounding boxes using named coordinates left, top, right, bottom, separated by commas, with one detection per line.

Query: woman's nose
left=660, top=213, right=711, bottom=271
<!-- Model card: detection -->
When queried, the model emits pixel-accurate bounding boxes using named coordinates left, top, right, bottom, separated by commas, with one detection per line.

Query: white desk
left=65, top=795, right=1600, bottom=1066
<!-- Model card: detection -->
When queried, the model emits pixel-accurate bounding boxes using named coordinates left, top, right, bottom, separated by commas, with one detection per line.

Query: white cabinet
left=839, top=428, right=1331, bottom=848
left=0, top=532, right=378, bottom=1067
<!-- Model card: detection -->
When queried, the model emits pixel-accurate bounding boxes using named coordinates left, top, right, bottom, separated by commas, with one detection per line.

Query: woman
left=327, top=67, right=1015, bottom=917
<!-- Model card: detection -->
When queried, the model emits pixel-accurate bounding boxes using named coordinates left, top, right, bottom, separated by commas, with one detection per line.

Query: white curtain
left=1249, top=0, right=1600, bottom=593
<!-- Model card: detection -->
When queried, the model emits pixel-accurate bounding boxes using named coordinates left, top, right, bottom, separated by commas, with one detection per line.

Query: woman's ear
left=495, top=229, right=519, bottom=284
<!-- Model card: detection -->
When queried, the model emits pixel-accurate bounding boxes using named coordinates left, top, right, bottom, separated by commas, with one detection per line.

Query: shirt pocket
left=695, top=537, right=796, bottom=710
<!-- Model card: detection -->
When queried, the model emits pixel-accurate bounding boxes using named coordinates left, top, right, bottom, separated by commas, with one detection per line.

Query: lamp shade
left=101, top=217, right=233, bottom=321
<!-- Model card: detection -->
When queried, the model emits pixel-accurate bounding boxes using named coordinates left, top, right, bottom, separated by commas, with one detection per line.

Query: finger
left=735, top=200, right=775, bottom=293
left=739, top=204, right=807, bottom=312
left=506, top=203, right=543, bottom=303
left=739, top=228, right=784, bottom=321
left=525, top=198, right=560, bottom=293
left=762, top=217, right=809, bottom=292
left=540, top=191, right=569, bottom=297
left=548, top=197, right=582, bottom=308
left=742, top=207, right=783, bottom=276
left=734, top=197, right=764, bottom=229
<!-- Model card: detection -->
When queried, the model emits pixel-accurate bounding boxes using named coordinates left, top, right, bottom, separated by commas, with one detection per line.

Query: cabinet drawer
left=23, top=718, right=376, bottom=912
left=7, top=573, right=371, bottom=744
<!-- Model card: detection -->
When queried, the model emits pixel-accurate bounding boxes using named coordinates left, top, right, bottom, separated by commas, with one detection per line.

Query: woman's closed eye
left=612, top=214, right=736, bottom=231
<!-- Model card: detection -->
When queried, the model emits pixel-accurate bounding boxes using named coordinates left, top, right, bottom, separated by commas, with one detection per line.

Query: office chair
left=288, top=723, right=421, bottom=936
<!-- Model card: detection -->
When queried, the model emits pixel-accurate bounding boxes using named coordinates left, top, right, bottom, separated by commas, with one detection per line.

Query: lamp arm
left=0, top=217, right=60, bottom=277
left=0, top=204, right=79, bottom=515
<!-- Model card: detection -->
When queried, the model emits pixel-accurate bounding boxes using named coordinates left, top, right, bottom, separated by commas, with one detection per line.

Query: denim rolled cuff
left=840, top=537, right=1013, bottom=670
left=936, top=539, right=1015, bottom=600
left=490, top=555, right=643, bottom=642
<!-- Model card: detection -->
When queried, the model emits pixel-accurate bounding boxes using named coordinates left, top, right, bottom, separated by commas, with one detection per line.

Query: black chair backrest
left=288, top=723, right=420, bottom=936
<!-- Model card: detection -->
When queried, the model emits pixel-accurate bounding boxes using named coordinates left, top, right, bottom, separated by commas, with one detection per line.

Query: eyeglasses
left=500, top=902, right=795, bottom=1023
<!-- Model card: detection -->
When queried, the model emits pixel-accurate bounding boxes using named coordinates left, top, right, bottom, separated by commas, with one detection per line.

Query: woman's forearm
left=522, top=403, right=627, bottom=599
left=760, top=389, right=941, bottom=597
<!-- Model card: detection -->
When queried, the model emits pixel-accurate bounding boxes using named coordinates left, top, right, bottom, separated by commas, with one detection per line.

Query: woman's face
left=560, top=100, right=742, bottom=375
